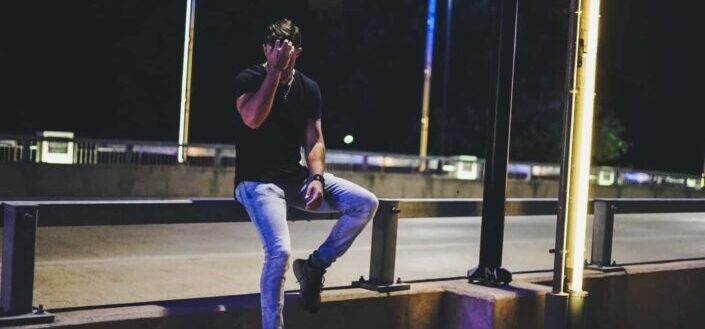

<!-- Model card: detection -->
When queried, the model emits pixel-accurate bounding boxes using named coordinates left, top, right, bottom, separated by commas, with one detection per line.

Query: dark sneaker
left=293, top=257, right=326, bottom=313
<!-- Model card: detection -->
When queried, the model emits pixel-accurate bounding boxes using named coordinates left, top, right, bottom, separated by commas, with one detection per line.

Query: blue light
left=424, top=0, right=437, bottom=70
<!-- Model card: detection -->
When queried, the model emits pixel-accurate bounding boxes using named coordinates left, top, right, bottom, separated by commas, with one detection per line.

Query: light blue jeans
left=235, top=172, right=379, bottom=329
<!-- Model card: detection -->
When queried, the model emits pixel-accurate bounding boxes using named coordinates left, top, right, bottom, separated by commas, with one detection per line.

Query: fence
left=2, top=197, right=704, bottom=325
left=588, top=198, right=705, bottom=268
left=1, top=134, right=703, bottom=190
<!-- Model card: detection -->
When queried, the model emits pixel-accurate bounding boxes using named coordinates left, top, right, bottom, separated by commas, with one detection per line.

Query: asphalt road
left=1, top=212, right=704, bottom=309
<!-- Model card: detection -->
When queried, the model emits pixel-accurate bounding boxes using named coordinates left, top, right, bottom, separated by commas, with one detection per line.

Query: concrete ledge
left=8, top=280, right=548, bottom=329
left=580, top=260, right=705, bottom=329
left=7, top=259, right=705, bottom=329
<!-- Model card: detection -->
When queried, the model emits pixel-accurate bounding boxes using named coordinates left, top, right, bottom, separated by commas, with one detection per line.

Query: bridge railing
left=1, top=134, right=703, bottom=190
left=3, top=197, right=704, bottom=325
left=0, top=197, right=557, bottom=324
left=589, top=198, right=705, bottom=268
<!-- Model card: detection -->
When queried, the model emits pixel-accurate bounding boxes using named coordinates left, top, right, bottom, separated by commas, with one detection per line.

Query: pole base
left=467, top=266, right=512, bottom=286
left=544, top=293, right=569, bottom=329
left=586, top=263, right=624, bottom=273
left=0, top=309, right=55, bottom=326
left=351, top=279, right=410, bottom=293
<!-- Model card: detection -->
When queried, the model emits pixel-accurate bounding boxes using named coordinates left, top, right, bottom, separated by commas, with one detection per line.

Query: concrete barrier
left=1, top=163, right=703, bottom=199
left=8, top=259, right=705, bottom=329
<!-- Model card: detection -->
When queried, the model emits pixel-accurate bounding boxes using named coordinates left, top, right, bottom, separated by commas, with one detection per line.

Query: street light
left=178, top=0, right=197, bottom=164
left=546, top=0, right=602, bottom=327
left=418, top=0, right=437, bottom=172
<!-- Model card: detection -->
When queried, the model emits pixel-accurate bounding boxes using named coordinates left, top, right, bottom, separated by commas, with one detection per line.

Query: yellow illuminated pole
left=701, top=153, right=704, bottom=189
left=418, top=0, right=437, bottom=173
left=178, top=0, right=197, bottom=164
left=546, top=0, right=601, bottom=327
left=565, top=0, right=601, bottom=294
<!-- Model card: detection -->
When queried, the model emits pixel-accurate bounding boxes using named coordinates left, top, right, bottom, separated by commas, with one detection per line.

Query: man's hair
left=264, top=18, right=301, bottom=48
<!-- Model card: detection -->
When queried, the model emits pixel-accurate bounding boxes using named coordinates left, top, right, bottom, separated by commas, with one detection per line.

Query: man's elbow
left=243, top=118, right=262, bottom=129
left=237, top=107, right=262, bottom=129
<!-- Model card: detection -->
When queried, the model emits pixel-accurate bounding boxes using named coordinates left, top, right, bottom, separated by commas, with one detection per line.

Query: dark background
left=1, top=0, right=703, bottom=174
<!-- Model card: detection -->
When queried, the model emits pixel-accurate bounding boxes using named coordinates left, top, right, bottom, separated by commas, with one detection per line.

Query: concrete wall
left=0, top=163, right=235, bottom=198
left=1, top=163, right=703, bottom=199
left=13, top=260, right=705, bottom=329
left=579, top=261, right=705, bottom=329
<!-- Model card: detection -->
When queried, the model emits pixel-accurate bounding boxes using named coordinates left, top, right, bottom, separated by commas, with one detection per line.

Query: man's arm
left=303, top=118, right=325, bottom=210
left=304, top=118, right=325, bottom=177
left=235, top=39, right=293, bottom=129
left=236, top=69, right=282, bottom=129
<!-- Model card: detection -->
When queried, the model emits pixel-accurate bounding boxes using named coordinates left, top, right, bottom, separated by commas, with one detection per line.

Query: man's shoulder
left=236, top=64, right=266, bottom=79
left=296, top=70, right=320, bottom=90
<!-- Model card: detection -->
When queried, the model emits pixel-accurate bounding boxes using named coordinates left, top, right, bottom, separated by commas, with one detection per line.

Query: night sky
left=1, top=0, right=703, bottom=174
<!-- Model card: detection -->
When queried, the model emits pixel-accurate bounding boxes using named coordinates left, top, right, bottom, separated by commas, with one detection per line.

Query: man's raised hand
left=267, top=39, right=294, bottom=72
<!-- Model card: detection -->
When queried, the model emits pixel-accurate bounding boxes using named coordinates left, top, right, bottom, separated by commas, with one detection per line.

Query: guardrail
left=0, top=197, right=558, bottom=325
left=1, top=197, right=705, bottom=325
left=589, top=198, right=705, bottom=268
left=2, top=134, right=703, bottom=190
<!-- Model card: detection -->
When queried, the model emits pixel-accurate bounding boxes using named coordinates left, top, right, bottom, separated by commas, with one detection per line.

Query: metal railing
left=0, top=197, right=560, bottom=324
left=3, top=197, right=703, bottom=325
left=589, top=198, right=705, bottom=268
left=1, top=134, right=703, bottom=190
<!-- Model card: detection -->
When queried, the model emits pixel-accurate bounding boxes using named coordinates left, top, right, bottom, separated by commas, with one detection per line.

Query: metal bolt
left=36, top=304, right=44, bottom=314
left=391, top=206, right=401, bottom=214
left=396, top=277, right=403, bottom=284
left=359, top=275, right=365, bottom=283
left=611, top=260, right=617, bottom=266
left=24, top=213, right=34, bottom=220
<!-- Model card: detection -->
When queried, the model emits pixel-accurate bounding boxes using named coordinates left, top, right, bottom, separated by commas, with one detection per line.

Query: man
left=232, top=19, right=379, bottom=329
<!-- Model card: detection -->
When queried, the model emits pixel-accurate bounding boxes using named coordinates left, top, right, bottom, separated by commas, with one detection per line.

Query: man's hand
left=304, top=180, right=324, bottom=210
left=266, top=39, right=294, bottom=72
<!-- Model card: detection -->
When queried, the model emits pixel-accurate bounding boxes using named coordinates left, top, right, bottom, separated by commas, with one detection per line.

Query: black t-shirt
left=232, top=64, right=322, bottom=187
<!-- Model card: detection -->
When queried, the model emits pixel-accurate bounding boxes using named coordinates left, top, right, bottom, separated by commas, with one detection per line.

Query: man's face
left=263, top=41, right=302, bottom=72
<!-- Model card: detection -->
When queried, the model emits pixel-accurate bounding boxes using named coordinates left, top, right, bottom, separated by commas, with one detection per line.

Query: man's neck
left=280, top=69, right=295, bottom=85
left=263, top=63, right=295, bottom=85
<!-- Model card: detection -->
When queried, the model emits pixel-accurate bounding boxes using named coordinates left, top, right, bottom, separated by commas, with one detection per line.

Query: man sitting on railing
left=232, top=18, right=379, bottom=329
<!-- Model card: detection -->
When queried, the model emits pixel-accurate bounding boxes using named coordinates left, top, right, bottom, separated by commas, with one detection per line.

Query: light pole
left=440, top=0, right=453, bottom=156
left=178, top=0, right=197, bottom=164
left=418, top=0, right=437, bottom=172
left=545, top=0, right=603, bottom=327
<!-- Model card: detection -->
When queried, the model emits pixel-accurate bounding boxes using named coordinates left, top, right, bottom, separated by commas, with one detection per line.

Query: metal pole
left=589, top=200, right=615, bottom=267
left=368, top=200, right=399, bottom=285
left=418, top=0, right=437, bottom=172
left=550, top=0, right=580, bottom=298
left=352, top=200, right=410, bottom=292
left=467, top=0, right=519, bottom=286
left=701, top=152, right=704, bottom=189
left=440, top=0, right=453, bottom=156
left=178, top=0, right=197, bottom=164
left=0, top=204, right=54, bottom=325
left=546, top=0, right=603, bottom=327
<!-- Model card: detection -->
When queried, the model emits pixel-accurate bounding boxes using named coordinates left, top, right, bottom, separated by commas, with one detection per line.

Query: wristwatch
left=310, top=174, right=325, bottom=187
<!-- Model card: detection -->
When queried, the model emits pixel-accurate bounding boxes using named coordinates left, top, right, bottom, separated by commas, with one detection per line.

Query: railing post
left=369, top=200, right=399, bottom=285
left=214, top=147, right=223, bottom=167
left=125, top=144, right=134, bottom=164
left=352, top=200, right=409, bottom=292
left=20, top=139, right=31, bottom=163
left=589, top=200, right=616, bottom=267
left=0, top=204, right=54, bottom=325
